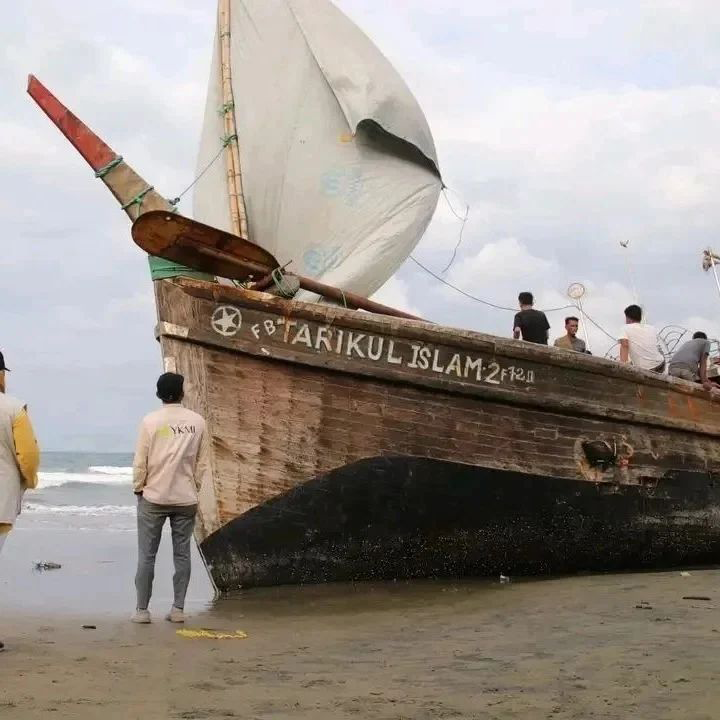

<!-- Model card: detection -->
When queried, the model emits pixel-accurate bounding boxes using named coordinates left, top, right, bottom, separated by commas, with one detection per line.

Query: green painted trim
left=148, top=255, right=214, bottom=282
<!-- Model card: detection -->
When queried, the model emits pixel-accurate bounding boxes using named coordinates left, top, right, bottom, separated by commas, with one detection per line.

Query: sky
left=2, top=1, right=720, bottom=450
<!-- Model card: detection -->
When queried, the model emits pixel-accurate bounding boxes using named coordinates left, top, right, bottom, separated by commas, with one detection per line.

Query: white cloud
left=654, top=164, right=713, bottom=210
left=448, top=237, right=554, bottom=288
left=371, top=276, right=421, bottom=319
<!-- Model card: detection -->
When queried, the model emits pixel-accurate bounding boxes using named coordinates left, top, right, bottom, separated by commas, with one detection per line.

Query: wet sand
left=2, top=526, right=720, bottom=718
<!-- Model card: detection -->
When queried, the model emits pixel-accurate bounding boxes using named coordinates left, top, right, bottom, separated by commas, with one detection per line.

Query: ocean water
left=23, top=451, right=135, bottom=531
left=3, top=450, right=214, bottom=614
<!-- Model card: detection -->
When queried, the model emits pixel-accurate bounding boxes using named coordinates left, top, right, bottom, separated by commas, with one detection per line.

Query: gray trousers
left=135, top=496, right=197, bottom=611
left=669, top=366, right=697, bottom=382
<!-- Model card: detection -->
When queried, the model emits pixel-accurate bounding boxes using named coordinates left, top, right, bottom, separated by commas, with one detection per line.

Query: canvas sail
left=193, top=0, right=442, bottom=299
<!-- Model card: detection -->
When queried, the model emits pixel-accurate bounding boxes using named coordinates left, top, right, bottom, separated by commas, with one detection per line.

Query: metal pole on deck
left=703, top=249, right=720, bottom=301
left=567, top=283, right=591, bottom=353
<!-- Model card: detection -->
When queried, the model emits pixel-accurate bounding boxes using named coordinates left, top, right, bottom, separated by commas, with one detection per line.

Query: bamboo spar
left=219, top=0, right=248, bottom=240
left=26, top=75, right=173, bottom=223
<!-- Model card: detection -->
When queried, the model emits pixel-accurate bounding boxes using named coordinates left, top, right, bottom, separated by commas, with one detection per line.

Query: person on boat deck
left=513, top=292, right=550, bottom=345
left=0, top=350, right=40, bottom=653
left=707, top=356, right=720, bottom=388
left=668, top=331, right=713, bottom=390
left=131, top=372, right=211, bottom=625
left=619, top=304, right=665, bottom=373
left=553, top=316, right=588, bottom=353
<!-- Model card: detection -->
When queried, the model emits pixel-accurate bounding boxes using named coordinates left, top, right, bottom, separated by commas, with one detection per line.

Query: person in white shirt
left=131, top=372, right=211, bottom=625
left=619, top=304, right=665, bottom=372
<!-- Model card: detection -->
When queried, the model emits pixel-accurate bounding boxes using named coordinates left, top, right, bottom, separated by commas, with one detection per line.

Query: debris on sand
left=176, top=628, right=248, bottom=640
left=33, top=562, right=62, bottom=571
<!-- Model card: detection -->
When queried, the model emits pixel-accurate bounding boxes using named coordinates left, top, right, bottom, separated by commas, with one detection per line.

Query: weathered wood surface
left=155, top=286, right=220, bottom=558
left=154, top=278, right=720, bottom=553
left=160, top=278, right=720, bottom=437
left=175, top=278, right=714, bottom=396
left=132, top=211, right=278, bottom=282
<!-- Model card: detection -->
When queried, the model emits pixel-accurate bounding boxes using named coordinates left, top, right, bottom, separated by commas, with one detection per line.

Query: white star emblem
left=211, top=306, right=242, bottom=337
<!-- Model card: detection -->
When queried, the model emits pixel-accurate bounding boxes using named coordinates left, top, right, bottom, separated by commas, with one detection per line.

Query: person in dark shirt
left=513, top=292, right=550, bottom=345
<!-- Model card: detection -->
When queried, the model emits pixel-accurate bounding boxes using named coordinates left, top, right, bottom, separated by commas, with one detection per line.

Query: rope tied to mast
left=94, top=155, right=124, bottom=178
left=218, top=102, right=235, bottom=115
left=166, top=134, right=239, bottom=211
left=121, top=185, right=154, bottom=211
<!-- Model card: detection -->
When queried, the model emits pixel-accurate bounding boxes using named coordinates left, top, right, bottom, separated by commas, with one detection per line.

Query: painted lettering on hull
left=211, top=309, right=536, bottom=387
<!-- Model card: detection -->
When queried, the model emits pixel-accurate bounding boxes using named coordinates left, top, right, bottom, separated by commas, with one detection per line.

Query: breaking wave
left=87, top=466, right=133, bottom=476
left=38, top=469, right=132, bottom=489
left=23, top=503, right=134, bottom=516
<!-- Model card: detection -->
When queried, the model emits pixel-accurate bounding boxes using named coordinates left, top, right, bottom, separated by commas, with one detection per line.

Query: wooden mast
left=218, top=0, right=248, bottom=240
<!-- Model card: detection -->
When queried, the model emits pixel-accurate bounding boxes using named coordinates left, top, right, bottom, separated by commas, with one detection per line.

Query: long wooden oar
left=132, top=212, right=421, bottom=319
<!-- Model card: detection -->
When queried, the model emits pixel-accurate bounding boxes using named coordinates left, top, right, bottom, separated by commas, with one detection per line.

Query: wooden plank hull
left=155, top=278, right=720, bottom=590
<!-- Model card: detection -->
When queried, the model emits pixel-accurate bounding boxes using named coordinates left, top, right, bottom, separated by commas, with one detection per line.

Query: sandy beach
left=2, top=520, right=720, bottom=720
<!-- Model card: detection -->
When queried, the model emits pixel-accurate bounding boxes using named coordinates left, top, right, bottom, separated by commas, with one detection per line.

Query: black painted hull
left=200, top=457, right=720, bottom=590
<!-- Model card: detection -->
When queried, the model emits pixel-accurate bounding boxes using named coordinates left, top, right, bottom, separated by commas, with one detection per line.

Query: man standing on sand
left=132, top=372, right=210, bottom=625
left=513, top=292, right=550, bottom=345
left=553, top=316, right=587, bottom=353
left=668, top=331, right=713, bottom=390
left=619, top=304, right=665, bottom=373
left=0, top=350, right=40, bottom=652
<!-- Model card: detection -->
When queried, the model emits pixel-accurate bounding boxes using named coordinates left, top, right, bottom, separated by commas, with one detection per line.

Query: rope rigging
left=439, top=187, right=470, bottom=274
left=168, top=132, right=238, bottom=209
left=408, top=255, right=617, bottom=341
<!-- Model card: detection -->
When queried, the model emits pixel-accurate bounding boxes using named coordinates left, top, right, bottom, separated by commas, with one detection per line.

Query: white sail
left=193, top=0, right=442, bottom=299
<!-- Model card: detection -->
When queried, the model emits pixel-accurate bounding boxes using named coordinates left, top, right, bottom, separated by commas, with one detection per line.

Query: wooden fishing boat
left=28, top=1, right=720, bottom=591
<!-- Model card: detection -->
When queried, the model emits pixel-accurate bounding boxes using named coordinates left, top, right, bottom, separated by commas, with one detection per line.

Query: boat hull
left=28, top=76, right=720, bottom=589
left=154, top=278, right=720, bottom=590
left=201, top=458, right=720, bottom=589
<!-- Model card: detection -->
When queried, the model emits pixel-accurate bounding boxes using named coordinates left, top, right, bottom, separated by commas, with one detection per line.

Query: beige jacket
left=132, top=404, right=211, bottom=506
left=0, top=393, right=40, bottom=526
